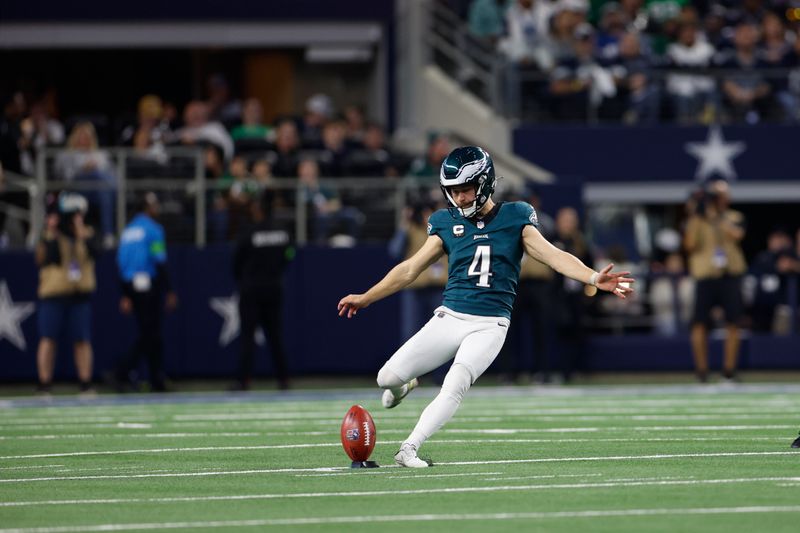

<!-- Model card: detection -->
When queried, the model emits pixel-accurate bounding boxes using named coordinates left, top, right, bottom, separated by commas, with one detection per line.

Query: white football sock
left=405, top=363, right=472, bottom=449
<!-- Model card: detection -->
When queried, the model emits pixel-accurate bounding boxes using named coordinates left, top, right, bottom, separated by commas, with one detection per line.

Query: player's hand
left=595, top=263, right=635, bottom=299
left=119, top=296, right=133, bottom=315
left=337, top=294, right=369, bottom=318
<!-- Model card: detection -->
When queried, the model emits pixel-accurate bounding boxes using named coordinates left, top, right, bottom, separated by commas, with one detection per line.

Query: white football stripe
left=1, top=477, right=799, bottom=507
left=1, top=451, right=795, bottom=483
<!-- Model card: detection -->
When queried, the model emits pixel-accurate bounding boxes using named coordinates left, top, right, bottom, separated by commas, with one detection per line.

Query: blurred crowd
left=457, top=0, right=800, bottom=122
left=0, top=82, right=455, bottom=248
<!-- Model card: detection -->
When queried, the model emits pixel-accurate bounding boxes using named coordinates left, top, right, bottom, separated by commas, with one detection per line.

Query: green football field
left=1, top=383, right=799, bottom=532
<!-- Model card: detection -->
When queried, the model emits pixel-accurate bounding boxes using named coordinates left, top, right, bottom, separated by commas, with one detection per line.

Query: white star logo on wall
left=209, top=293, right=265, bottom=347
left=0, top=280, right=35, bottom=351
left=685, top=125, right=746, bottom=181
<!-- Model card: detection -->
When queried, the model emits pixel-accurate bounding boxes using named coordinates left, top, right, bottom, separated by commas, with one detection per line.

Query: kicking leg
left=376, top=309, right=463, bottom=408
left=395, top=363, right=472, bottom=468
left=396, top=318, right=509, bottom=467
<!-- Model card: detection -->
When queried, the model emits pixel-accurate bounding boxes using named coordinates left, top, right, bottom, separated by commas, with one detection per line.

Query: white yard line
left=0, top=444, right=342, bottom=460
left=440, top=450, right=797, bottom=466
left=0, top=499, right=798, bottom=533
left=0, top=433, right=261, bottom=440
left=1, top=476, right=799, bottom=507
left=1, top=451, right=796, bottom=484
left=0, top=465, right=64, bottom=471
left=1, top=436, right=788, bottom=461
left=294, top=471, right=503, bottom=479
left=444, top=425, right=797, bottom=433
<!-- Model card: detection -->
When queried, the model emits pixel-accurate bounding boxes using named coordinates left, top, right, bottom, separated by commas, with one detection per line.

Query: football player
left=338, top=146, right=634, bottom=467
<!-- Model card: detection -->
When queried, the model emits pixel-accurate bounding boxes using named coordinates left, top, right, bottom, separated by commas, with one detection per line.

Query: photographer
left=34, top=192, right=99, bottom=394
left=684, top=179, right=746, bottom=383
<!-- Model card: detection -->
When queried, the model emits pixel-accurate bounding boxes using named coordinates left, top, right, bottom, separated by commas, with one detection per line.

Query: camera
left=55, top=192, right=88, bottom=236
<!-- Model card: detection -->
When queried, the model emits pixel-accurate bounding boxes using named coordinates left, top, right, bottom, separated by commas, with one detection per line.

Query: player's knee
left=441, top=363, right=473, bottom=403
left=376, top=365, right=405, bottom=389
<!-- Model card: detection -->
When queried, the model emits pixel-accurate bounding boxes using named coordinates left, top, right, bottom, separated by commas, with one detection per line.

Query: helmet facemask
left=442, top=174, right=490, bottom=218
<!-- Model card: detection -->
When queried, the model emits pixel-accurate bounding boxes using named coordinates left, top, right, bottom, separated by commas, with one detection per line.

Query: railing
left=12, top=147, right=415, bottom=247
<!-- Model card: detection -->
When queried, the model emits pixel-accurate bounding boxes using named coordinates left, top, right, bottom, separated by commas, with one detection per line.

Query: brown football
left=340, top=405, right=376, bottom=462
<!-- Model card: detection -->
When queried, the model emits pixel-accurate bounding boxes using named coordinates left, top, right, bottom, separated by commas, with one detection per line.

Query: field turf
left=1, top=383, right=799, bottom=532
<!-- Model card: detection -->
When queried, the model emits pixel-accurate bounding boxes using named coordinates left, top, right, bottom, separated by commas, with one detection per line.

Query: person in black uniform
left=231, top=191, right=293, bottom=390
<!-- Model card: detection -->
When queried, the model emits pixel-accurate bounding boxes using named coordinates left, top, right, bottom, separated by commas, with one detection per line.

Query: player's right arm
left=338, top=235, right=445, bottom=318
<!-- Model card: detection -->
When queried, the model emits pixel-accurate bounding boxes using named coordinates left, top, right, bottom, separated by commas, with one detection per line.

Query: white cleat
left=381, top=378, right=418, bottom=409
left=394, top=443, right=429, bottom=468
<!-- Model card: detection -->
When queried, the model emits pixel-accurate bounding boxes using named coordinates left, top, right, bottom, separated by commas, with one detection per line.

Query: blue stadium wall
left=1, top=245, right=798, bottom=383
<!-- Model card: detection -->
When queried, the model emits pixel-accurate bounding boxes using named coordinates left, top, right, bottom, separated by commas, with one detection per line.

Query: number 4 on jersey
left=468, top=245, right=493, bottom=287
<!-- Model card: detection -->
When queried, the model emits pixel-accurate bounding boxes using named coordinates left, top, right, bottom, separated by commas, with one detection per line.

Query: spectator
left=552, top=206, right=592, bottom=382
left=0, top=92, right=27, bottom=175
left=549, top=24, right=617, bottom=121
left=177, top=100, right=234, bottom=161
left=408, top=132, right=451, bottom=179
left=760, top=11, right=791, bottom=65
left=301, top=93, right=333, bottom=148
left=319, top=118, right=350, bottom=177
left=35, top=192, right=98, bottom=394
left=684, top=179, right=746, bottom=383
left=608, top=31, right=662, bottom=123
left=271, top=119, right=301, bottom=177
left=54, top=122, right=116, bottom=246
left=750, top=229, right=800, bottom=332
left=704, top=3, right=733, bottom=52
left=726, top=0, right=768, bottom=25
left=468, top=0, right=510, bottom=46
left=619, top=0, right=646, bottom=27
left=596, top=2, right=630, bottom=59
left=231, top=191, right=294, bottom=390
left=649, top=252, right=694, bottom=336
left=499, top=0, right=555, bottom=115
left=783, top=36, right=800, bottom=122
left=644, top=0, right=684, bottom=55
left=718, top=20, right=773, bottom=123
left=205, top=73, right=242, bottom=127
left=230, top=98, right=273, bottom=142
left=298, top=158, right=364, bottom=245
left=114, top=192, right=177, bottom=392
left=18, top=100, right=65, bottom=175
left=666, top=22, right=718, bottom=124
left=213, top=155, right=255, bottom=238
left=346, top=122, right=398, bottom=177
left=342, top=104, right=367, bottom=147
left=545, top=3, right=583, bottom=65
left=120, top=94, right=172, bottom=164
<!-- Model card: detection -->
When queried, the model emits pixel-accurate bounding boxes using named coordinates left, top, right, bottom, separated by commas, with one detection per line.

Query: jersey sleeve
left=517, top=202, right=539, bottom=228
left=426, top=210, right=448, bottom=237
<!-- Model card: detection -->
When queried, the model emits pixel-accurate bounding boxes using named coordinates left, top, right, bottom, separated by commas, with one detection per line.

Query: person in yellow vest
left=684, top=179, right=746, bottom=383
left=34, top=192, right=98, bottom=394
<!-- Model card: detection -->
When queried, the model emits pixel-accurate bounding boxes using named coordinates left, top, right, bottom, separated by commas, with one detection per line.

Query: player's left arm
left=521, top=225, right=635, bottom=299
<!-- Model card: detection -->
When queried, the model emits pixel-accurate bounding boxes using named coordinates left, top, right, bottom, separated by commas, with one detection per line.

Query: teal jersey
left=427, top=201, right=539, bottom=319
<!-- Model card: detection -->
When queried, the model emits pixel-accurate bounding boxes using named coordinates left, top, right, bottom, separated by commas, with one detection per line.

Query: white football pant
left=377, top=306, right=510, bottom=450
